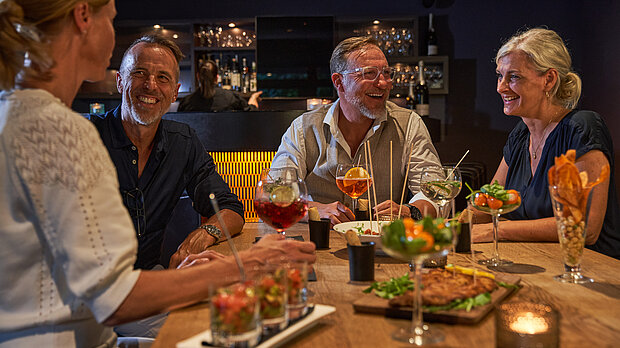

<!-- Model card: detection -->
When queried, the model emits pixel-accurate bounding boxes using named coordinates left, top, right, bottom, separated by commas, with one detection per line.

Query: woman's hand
left=472, top=223, right=494, bottom=243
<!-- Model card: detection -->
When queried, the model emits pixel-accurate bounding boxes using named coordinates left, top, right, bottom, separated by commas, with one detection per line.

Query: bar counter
left=153, top=223, right=620, bottom=347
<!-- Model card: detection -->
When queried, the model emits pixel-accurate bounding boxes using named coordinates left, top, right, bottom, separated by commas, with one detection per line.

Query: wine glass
left=336, top=163, right=373, bottom=214
left=253, top=167, right=308, bottom=235
left=549, top=185, right=594, bottom=283
left=470, top=191, right=521, bottom=268
left=420, top=166, right=462, bottom=218
left=381, top=218, right=457, bottom=345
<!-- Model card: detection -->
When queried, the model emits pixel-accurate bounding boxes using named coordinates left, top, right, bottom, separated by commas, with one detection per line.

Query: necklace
left=530, top=111, right=562, bottom=160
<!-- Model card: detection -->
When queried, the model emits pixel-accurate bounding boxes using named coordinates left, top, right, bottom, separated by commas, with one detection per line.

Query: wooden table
left=153, top=223, right=620, bottom=347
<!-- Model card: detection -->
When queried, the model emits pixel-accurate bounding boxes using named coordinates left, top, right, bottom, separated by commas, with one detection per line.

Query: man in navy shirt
left=90, top=34, right=244, bottom=271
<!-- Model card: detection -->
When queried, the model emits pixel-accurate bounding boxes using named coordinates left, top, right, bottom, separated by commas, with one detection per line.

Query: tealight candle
left=306, top=98, right=322, bottom=110
left=496, top=302, right=558, bottom=348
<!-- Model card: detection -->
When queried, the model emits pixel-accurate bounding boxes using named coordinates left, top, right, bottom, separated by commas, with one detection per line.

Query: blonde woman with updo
left=471, top=28, right=619, bottom=260
left=0, top=0, right=315, bottom=346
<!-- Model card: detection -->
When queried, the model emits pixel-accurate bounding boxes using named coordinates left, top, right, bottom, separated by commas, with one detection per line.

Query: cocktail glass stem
left=555, top=264, right=593, bottom=284
left=411, top=258, right=424, bottom=342
left=491, top=213, right=500, bottom=263
left=392, top=258, right=444, bottom=345
left=478, top=213, right=513, bottom=268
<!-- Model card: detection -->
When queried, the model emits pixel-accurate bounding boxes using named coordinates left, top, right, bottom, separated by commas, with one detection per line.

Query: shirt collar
left=324, top=98, right=388, bottom=142
left=109, top=106, right=168, bottom=154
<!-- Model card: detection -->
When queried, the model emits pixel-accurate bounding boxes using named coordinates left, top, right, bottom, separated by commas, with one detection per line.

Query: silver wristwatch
left=200, top=224, right=222, bottom=243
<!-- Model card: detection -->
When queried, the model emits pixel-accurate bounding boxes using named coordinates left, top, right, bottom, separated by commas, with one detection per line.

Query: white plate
left=333, top=221, right=388, bottom=247
left=176, top=304, right=336, bottom=348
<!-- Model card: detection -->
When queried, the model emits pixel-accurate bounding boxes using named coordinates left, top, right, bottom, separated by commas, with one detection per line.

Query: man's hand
left=309, top=201, right=355, bottom=226
left=374, top=200, right=411, bottom=219
left=169, top=228, right=217, bottom=269
left=176, top=250, right=226, bottom=269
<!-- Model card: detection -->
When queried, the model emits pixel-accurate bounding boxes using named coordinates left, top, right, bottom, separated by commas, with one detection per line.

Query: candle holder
left=496, top=302, right=559, bottom=348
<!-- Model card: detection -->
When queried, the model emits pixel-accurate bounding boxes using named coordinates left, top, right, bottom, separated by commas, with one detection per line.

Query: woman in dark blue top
left=473, top=28, right=619, bottom=260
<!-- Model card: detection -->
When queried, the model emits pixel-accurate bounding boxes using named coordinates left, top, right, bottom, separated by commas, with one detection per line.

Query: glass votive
left=284, top=261, right=309, bottom=321
left=89, top=102, right=105, bottom=115
left=256, top=266, right=288, bottom=334
left=306, top=98, right=322, bottom=110
left=210, top=281, right=261, bottom=348
left=496, top=302, right=559, bottom=348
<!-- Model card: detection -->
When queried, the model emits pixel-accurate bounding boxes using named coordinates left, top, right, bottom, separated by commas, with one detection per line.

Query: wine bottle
left=427, top=13, right=438, bottom=56
left=414, top=60, right=430, bottom=117
left=250, top=61, right=257, bottom=92
left=405, top=79, right=415, bottom=110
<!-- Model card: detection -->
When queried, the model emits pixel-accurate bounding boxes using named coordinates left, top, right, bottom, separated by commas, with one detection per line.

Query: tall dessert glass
left=253, top=167, right=308, bottom=235
left=549, top=185, right=594, bottom=283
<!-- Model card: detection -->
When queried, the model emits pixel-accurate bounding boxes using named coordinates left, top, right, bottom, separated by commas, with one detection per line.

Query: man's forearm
left=202, top=209, right=245, bottom=240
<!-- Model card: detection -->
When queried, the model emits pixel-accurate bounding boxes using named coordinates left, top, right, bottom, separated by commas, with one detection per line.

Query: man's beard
left=348, top=93, right=387, bottom=120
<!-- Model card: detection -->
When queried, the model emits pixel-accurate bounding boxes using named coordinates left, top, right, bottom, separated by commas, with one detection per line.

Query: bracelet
left=200, top=224, right=222, bottom=243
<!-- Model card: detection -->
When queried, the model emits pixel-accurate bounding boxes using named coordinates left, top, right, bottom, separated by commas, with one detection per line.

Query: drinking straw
left=390, top=141, right=393, bottom=222
left=397, top=143, right=415, bottom=218
left=447, top=149, right=470, bottom=179
left=366, top=141, right=379, bottom=230
left=364, top=142, right=374, bottom=229
left=210, top=193, right=246, bottom=281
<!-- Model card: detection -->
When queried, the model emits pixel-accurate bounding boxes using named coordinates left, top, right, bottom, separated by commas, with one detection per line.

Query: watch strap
left=200, top=224, right=222, bottom=243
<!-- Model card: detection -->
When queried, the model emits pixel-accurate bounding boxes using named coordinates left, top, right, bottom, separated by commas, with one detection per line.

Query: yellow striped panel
left=209, top=151, right=276, bottom=222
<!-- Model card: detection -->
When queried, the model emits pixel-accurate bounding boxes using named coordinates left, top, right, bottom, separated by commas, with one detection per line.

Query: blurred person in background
left=178, top=59, right=262, bottom=112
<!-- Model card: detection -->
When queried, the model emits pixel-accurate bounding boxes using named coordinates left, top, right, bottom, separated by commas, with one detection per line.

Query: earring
left=545, top=91, right=550, bottom=98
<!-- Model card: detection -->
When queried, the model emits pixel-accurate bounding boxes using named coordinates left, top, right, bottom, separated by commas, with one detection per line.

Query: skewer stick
left=210, top=194, right=246, bottom=281
left=390, top=141, right=393, bottom=222
left=447, top=149, right=470, bottom=179
left=364, top=142, right=374, bottom=229
left=398, top=143, right=415, bottom=218
left=366, top=141, right=379, bottom=231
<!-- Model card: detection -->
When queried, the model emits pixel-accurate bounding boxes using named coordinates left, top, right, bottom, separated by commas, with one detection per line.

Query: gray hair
left=496, top=28, right=581, bottom=109
left=119, top=34, right=185, bottom=81
left=330, top=36, right=381, bottom=75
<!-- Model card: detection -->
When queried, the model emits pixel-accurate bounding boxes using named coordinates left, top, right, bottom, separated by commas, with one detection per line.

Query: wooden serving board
left=353, top=273, right=520, bottom=324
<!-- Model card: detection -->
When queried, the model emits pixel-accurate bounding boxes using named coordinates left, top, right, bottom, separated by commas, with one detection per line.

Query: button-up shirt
left=272, top=100, right=441, bottom=208
left=89, top=107, right=243, bottom=269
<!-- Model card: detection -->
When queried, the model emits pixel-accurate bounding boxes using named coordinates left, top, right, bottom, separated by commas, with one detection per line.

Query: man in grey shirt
left=272, top=36, right=441, bottom=225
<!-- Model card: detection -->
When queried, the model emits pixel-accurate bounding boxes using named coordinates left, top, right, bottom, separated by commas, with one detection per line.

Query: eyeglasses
left=341, top=66, right=395, bottom=81
left=122, top=188, right=146, bottom=238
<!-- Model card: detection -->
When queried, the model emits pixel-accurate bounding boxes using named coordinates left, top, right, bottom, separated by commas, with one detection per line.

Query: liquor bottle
left=405, top=79, right=415, bottom=110
left=231, top=56, right=241, bottom=92
left=427, top=13, right=438, bottom=56
left=222, top=57, right=232, bottom=90
left=241, top=57, right=250, bottom=93
left=214, top=58, right=222, bottom=88
left=250, top=61, right=257, bottom=92
left=414, top=60, right=430, bottom=116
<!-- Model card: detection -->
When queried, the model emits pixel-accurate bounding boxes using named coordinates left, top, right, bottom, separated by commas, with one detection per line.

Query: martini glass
left=381, top=219, right=457, bottom=345
left=420, top=166, right=462, bottom=218
left=470, top=192, right=521, bottom=268
left=336, top=163, right=373, bottom=213
left=253, top=167, right=308, bottom=235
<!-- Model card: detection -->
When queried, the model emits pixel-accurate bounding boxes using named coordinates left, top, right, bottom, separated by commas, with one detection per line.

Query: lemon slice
left=345, top=167, right=370, bottom=179
left=269, top=186, right=296, bottom=207
left=445, top=264, right=495, bottom=279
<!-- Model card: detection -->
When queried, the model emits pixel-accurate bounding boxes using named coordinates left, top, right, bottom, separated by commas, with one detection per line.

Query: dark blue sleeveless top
left=503, top=110, right=619, bottom=259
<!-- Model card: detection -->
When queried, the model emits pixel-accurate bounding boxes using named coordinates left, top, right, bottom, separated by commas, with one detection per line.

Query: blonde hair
left=0, top=0, right=110, bottom=90
left=496, top=28, right=582, bottom=109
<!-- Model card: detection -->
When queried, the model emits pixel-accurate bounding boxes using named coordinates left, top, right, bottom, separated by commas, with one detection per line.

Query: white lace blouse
left=0, top=89, right=141, bottom=347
